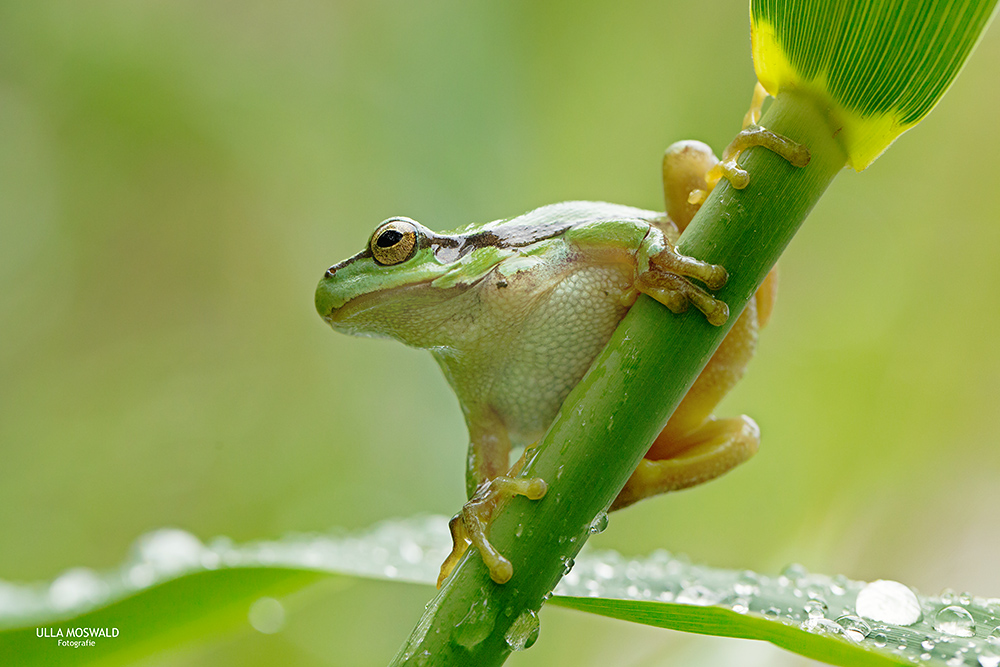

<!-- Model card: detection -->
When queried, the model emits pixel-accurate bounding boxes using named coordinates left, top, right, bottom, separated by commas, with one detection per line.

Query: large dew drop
left=855, top=580, right=922, bottom=626
left=504, top=609, right=539, bottom=651
left=453, top=597, right=495, bottom=649
left=248, top=597, right=285, bottom=634
left=934, top=605, right=976, bottom=637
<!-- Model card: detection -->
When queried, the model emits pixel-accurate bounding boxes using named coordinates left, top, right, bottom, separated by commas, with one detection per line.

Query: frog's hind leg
left=611, top=416, right=759, bottom=510
left=438, top=431, right=547, bottom=587
left=611, top=295, right=764, bottom=511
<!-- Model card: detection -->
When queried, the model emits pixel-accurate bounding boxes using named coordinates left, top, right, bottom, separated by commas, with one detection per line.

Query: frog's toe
left=637, top=270, right=729, bottom=327
left=718, top=124, right=811, bottom=190
left=438, top=514, right=471, bottom=587
left=437, top=475, right=547, bottom=587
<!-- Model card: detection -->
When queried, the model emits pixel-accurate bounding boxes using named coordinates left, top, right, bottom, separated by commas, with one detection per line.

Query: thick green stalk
left=389, top=92, right=848, bottom=667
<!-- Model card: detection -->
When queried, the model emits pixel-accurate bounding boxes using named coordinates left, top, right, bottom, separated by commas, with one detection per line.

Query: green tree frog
left=316, top=111, right=807, bottom=586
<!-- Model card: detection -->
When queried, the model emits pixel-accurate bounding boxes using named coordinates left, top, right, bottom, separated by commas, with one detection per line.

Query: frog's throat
left=322, top=278, right=477, bottom=346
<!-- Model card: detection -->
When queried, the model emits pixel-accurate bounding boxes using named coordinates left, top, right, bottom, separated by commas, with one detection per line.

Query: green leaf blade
left=7, top=518, right=1000, bottom=667
left=751, top=0, right=999, bottom=169
left=548, top=597, right=908, bottom=667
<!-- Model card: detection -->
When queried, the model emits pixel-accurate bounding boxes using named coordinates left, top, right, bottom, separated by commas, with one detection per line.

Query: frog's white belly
left=493, top=263, right=634, bottom=442
left=433, top=254, right=637, bottom=446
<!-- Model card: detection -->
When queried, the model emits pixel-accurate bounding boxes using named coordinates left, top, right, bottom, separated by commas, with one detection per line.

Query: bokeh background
left=2, top=1, right=998, bottom=665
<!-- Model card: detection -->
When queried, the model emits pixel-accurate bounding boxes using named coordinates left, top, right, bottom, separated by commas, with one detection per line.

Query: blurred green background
left=1, top=1, right=998, bottom=665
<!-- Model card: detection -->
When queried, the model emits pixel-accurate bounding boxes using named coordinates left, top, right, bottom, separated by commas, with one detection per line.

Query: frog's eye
left=370, top=219, right=419, bottom=266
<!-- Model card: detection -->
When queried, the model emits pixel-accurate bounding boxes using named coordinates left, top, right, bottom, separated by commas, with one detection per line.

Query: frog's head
left=316, top=217, right=501, bottom=344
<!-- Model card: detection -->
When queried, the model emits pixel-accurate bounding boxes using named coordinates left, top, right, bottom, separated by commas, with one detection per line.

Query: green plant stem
left=389, top=91, right=848, bottom=667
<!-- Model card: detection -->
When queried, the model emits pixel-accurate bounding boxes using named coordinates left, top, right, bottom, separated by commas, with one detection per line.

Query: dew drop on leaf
left=979, top=654, right=1000, bottom=667
left=804, top=599, right=828, bottom=619
left=935, top=605, right=976, bottom=638
left=856, top=579, right=922, bottom=626
left=800, top=617, right=843, bottom=635
left=589, top=512, right=609, bottom=535
left=835, top=614, right=871, bottom=642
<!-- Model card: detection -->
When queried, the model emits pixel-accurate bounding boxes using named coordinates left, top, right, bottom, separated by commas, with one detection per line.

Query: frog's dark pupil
left=377, top=230, right=403, bottom=247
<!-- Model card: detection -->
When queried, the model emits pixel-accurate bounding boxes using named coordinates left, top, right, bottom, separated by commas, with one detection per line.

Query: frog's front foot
left=637, top=239, right=730, bottom=326
left=710, top=124, right=811, bottom=190
left=680, top=83, right=810, bottom=206
left=438, top=475, right=547, bottom=587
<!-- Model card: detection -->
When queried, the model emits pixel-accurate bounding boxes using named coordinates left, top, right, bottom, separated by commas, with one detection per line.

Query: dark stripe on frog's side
left=456, top=219, right=576, bottom=254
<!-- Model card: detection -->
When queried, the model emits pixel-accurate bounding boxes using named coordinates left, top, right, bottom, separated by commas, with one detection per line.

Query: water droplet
left=731, top=598, right=750, bottom=614
left=133, top=529, right=205, bottom=575
left=922, top=640, right=936, bottom=651
left=872, top=631, right=888, bottom=647
left=505, top=609, right=539, bottom=651
left=454, top=597, right=495, bottom=649
left=801, top=617, right=843, bottom=635
left=49, top=568, right=107, bottom=611
left=941, top=588, right=957, bottom=604
left=248, top=597, right=285, bottom=634
left=805, top=600, right=828, bottom=619
left=515, top=524, right=523, bottom=538
left=988, top=626, right=1000, bottom=645
left=733, top=582, right=759, bottom=598
left=560, top=557, right=575, bottom=576
left=676, top=584, right=721, bottom=606
left=589, top=512, right=609, bottom=535
left=856, top=580, right=922, bottom=626
left=979, top=654, right=1000, bottom=667
left=523, top=446, right=538, bottom=466
left=946, top=656, right=964, bottom=667
left=781, top=563, right=808, bottom=581
left=835, top=615, right=871, bottom=642
left=935, top=606, right=976, bottom=638
left=763, top=606, right=781, bottom=618
left=960, top=592, right=974, bottom=606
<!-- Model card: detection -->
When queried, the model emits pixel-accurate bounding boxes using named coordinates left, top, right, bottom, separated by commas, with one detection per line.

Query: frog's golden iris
left=370, top=218, right=418, bottom=266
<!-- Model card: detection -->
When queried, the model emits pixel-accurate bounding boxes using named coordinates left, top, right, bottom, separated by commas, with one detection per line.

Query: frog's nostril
left=325, top=266, right=337, bottom=278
